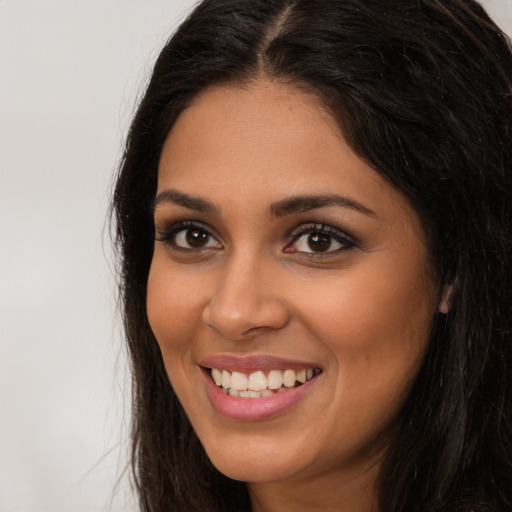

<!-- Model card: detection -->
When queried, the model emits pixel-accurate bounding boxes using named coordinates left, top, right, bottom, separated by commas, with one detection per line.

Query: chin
left=202, top=437, right=306, bottom=484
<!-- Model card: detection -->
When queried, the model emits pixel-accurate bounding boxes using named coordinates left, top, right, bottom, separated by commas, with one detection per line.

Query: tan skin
left=147, top=80, right=443, bottom=511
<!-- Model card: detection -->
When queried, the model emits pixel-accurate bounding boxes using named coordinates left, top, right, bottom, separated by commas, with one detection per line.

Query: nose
left=201, top=252, right=290, bottom=341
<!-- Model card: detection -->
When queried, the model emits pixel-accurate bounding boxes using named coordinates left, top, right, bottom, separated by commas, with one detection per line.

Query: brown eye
left=307, top=233, right=332, bottom=252
left=286, top=224, right=355, bottom=255
left=185, top=228, right=209, bottom=247
left=172, top=225, right=222, bottom=250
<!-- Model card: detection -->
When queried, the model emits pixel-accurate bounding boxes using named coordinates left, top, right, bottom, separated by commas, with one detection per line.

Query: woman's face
left=148, top=81, right=439, bottom=493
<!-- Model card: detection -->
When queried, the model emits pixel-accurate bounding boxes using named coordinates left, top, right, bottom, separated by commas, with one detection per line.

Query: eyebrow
left=269, top=194, right=375, bottom=218
left=152, top=189, right=221, bottom=214
left=152, top=189, right=375, bottom=218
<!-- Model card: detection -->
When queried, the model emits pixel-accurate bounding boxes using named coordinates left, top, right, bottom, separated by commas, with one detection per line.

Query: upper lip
left=200, top=354, right=322, bottom=374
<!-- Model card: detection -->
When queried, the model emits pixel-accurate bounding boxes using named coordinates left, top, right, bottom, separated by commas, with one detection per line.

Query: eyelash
left=155, top=220, right=356, bottom=255
left=155, top=220, right=219, bottom=249
left=285, top=223, right=356, bottom=255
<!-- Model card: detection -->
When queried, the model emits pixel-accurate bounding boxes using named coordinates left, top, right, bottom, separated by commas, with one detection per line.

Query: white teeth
left=211, top=368, right=222, bottom=386
left=239, top=390, right=263, bottom=398
left=267, top=369, right=283, bottom=389
left=221, top=370, right=231, bottom=388
left=296, top=368, right=306, bottom=384
left=282, top=369, right=296, bottom=388
left=231, top=371, right=248, bottom=391
left=210, top=366, right=319, bottom=397
left=248, top=370, right=267, bottom=391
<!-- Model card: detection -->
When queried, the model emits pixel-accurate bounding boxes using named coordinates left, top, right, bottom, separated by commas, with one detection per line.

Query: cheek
left=146, top=260, right=212, bottom=420
left=300, top=254, right=434, bottom=343
left=291, top=268, right=435, bottom=452
left=146, top=258, right=204, bottom=358
left=293, top=261, right=436, bottom=397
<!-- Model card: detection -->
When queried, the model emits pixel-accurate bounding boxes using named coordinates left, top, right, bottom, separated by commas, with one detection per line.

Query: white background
left=0, top=1, right=510, bottom=511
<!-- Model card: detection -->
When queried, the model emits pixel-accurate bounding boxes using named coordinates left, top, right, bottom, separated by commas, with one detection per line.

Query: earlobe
left=438, top=284, right=453, bottom=314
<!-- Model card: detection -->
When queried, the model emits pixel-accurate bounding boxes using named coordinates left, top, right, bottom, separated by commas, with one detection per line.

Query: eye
left=285, top=223, right=355, bottom=254
left=175, top=226, right=219, bottom=249
left=156, top=221, right=222, bottom=250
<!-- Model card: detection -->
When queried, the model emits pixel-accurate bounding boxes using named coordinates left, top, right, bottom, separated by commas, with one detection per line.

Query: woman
left=112, top=0, right=512, bottom=510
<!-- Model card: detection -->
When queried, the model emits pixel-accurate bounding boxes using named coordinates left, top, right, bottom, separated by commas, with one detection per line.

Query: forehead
left=160, top=81, right=344, bottom=177
left=157, top=80, right=411, bottom=226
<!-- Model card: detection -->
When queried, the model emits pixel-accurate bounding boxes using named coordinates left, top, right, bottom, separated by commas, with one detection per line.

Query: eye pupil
left=308, top=233, right=331, bottom=252
left=186, top=228, right=208, bottom=247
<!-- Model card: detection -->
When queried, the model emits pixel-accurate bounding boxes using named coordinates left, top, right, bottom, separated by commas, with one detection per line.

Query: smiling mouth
left=209, top=367, right=322, bottom=398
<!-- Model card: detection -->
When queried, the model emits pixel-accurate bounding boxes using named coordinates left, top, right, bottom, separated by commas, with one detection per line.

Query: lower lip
left=203, top=369, right=319, bottom=421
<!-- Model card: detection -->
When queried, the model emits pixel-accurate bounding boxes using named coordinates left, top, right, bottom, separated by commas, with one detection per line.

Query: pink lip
left=200, top=355, right=322, bottom=421
left=200, top=354, right=321, bottom=374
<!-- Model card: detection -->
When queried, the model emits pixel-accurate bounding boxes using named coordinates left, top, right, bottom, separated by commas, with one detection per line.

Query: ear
left=438, top=284, right=453, bottom=314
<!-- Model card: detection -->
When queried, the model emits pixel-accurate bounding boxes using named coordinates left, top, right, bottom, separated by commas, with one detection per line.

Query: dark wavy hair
left=112, top=1, right=512, bottom=510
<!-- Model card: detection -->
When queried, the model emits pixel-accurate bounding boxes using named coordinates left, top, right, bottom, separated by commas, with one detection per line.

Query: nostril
left=201, top=293, right=290, bottom=341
